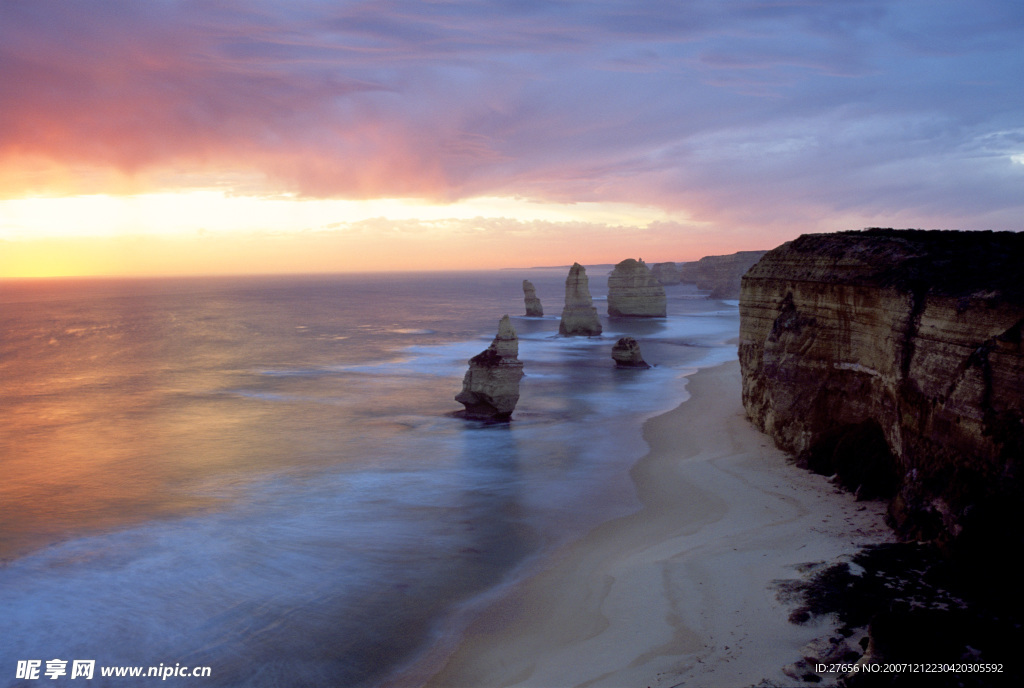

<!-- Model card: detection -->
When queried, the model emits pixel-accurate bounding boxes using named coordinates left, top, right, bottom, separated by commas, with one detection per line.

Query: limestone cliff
left=558, top=263, right=602, bottom=336
left=739, top=229, right=1024, bottom=551
left=650, top=262, right=681, bottom=285
left=679, top=250, right=768, bottom=299
left=607, top=259, right=667, bottom=317
left=611, top=337, right=649, bottom=368
left=455, top=315, right=524, bottom=420
left=522, top=280, right=543, bottom=317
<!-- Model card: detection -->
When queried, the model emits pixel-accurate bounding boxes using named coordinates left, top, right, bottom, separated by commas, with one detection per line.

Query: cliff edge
left=678, top=250, right=768, bottom=299
left=739, top=229, right=1024, bottom=553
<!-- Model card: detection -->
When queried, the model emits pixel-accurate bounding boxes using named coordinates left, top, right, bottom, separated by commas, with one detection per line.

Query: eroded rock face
left=650, top=262, right=681, bottom=285
left=678, top=250, right=768, bottom=299
left=611, top=337, right=649, bottom=368
left=523, top=280, right=543, bottom=317
left=455, top=315, right=524, bottom=420
left=607, top=259, right=666, bottom=317
left=558, top=263, right=602, bottom=336
left=739, top=229, right=1024, bottom=551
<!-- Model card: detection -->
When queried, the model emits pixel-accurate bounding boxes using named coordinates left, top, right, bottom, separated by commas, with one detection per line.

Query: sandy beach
left=403, top=361, right=893, bottom=688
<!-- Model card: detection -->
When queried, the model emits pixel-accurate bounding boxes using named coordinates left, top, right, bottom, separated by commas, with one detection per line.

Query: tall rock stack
left=522, top=280, right=543, bottom=317
left=455, top=315, right=525, bottom=420
left=607, top=258, right=667, bottom=317
left=558, top=263, right=602, bottom=336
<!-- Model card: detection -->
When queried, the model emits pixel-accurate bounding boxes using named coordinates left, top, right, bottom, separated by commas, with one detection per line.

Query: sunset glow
left=0, top=192, right=708, bottom=277
left=2, top=1, right=1021, bottom=277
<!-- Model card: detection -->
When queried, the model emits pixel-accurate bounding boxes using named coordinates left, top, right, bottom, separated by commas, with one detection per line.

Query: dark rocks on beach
left=455, top=315, right=524, bottom=420
left=611, top=337, right=649, bottom=368
left=778, top=542, right=1023, bottom=687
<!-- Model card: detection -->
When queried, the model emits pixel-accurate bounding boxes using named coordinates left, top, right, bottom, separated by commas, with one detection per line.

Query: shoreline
left=395, top=360, right=892, bottom=688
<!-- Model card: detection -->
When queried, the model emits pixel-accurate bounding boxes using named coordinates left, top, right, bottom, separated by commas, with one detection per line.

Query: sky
left=1, top=0, right=1022, bottom=277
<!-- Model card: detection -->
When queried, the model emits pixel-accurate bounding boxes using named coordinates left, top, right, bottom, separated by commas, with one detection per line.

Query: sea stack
left=650, top=262, right=681, bottom=285
left=607, top=258, right=667, bottom=317
left=558, top=263, right=602, bottom=336
left=455, top=315, right=524, bottom=420
left=739, top=229, right=1024, bottom=552
left=522, top=280, right=543, bottom=317
left=611, top=337, right=650, bottom=368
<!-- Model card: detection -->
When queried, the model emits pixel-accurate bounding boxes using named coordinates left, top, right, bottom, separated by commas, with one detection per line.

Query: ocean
left=0, top=269, right=739, bottom=687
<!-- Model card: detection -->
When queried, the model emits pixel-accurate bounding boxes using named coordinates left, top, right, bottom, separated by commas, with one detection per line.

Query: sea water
left=0, top=270, right=739, bottom=687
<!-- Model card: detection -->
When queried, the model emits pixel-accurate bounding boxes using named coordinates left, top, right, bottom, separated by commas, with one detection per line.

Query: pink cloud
left=1, top=0, right=1021, bottom=234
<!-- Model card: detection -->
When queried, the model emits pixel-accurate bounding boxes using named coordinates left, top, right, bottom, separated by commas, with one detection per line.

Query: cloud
left=1, top=0, right=1022, bottom=233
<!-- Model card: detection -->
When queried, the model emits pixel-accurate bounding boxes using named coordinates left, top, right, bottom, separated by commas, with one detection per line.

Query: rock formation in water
left=611, top=337, right=650, bottom=368
left=739, top=229, right=1024, bottom=552
left=606, top=259, right=667, bottom=317
left=522, top=280, right=543, bottom=317
left=455, top=315, right=524, bottom=420
left=650, top=262, right=681, bottom=285
left=558, top=263, right=602, bottom=336
left=678, top=250, right=768, bottom=299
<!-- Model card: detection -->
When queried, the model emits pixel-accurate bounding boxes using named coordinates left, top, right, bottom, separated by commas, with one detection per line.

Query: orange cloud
left=1, top=213, right=756, bottom=279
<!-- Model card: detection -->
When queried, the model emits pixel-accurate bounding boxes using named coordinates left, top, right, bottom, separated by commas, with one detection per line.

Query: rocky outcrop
left=679, top=250, right=768, bottom=299
left=558, top=263, right=602, bottom=336
left=739, top=229, right=1024, bottom=552
left=455, top=315, right=524, bottom=420
left=522, top=280, right=543, bottom=317
left=650, top=262, right=681, bottom=285
left=607, top=259, right=667, bottom=317
left=611, top=337, right=649, bottom=368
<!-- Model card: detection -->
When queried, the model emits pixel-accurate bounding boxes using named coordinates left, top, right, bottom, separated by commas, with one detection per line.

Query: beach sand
left=399, top=361, right=893, bottom=688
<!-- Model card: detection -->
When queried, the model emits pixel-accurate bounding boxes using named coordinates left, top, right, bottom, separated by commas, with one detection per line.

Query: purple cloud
left=1, top=0, right=1021, bottom=233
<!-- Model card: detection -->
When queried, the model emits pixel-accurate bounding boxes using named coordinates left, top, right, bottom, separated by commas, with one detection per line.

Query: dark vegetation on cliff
left=787, top=228, right=1024, bottom=300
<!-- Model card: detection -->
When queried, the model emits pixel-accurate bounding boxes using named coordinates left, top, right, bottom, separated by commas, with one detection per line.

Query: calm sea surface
left=0, top=270, right=739, bottom=687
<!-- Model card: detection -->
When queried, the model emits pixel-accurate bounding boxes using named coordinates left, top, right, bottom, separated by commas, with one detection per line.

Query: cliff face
left=679, top=250, right=768, bottom=299
left=559, top=263, right=602, bottom=336
left=607, top=258, right=666, bottom=317
left=455, top=315, right=524, bottom=420
left=739, top=230, right=1024, bottom=550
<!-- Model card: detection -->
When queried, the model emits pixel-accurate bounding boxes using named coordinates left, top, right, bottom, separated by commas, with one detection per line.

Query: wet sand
left=401, top=361, right=892, bottom=688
